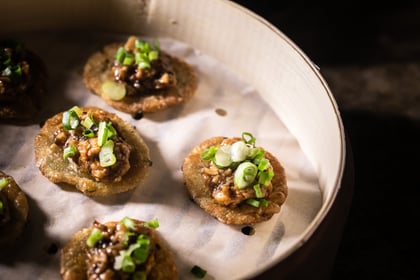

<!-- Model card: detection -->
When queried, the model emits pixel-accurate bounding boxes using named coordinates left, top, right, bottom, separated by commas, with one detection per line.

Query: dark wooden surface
left=232, top=1, right=420, bottom=279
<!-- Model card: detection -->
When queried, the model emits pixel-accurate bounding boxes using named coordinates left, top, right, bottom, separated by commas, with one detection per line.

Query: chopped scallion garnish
left=260, top=199, right=269, bottom=207
left=200, top=132, right=275, bottom=191
left=144, top=218, right=159, bottom=229
left=86, top=228, right=103, bottom=248
left=246, top=198, right=260, bottom=208
left=253, top=184, right=263, bottom=198
left=214, top=145, right=232, bottom=167
left=234, top=162, right=258, bottom=189
left=99, top=140, right=116, bottom=167
left=63, top=145, right=77, bottom=160
left=81, top=115, right=95, bottom=129
left=0, top=178, right=9, bottom=190
left=82, top=129, right=95, bottom=138
left=0, top=201, right=3, bottom=216
left=242, top=132, right=256, bottom=145
left=121, top=216, right=136, bottom=230
left=97, top=121, right=108, bottom=147
left=258, top=169, right=274, bottom=186
left=191, top=265, right=207, bottom=278
left=258, top=158, right=270, bottom=171
left=62, top=108, right=80, bottom=131
left=102, top=80, right=126, bottom=101
left=200, top=146, right=218, bottom=161
left=114, top=234, right=150, bottom=272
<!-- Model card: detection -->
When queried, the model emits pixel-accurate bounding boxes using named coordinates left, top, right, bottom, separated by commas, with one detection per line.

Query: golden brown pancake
left=182, top=136, right=288, bottom=225
left=34, top=106, right=151, bottom=196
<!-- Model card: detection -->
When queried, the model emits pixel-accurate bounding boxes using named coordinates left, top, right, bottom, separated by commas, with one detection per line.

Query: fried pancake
left=34, top=106, right=151, bottom=196
left=83, top=42, right=198, bottom=115
left=0, top=171, right=29, bottom=247
left=182, top=136, right=288, bottom=225
left=60, top=219, right=177, bottom=280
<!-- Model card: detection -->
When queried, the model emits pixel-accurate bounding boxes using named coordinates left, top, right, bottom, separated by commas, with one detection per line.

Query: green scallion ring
left=62, top=109, right=80, bottom=131
left=191, top=265, right=207, bottom=279
left=99, top=140, right=116, bottom=167
left=234, top=161, right=258, bottom=189
left=86, top=228, right=103, bottom=248
left=63, top=145, right=77, bottom=160
left=144, top=218, right=159, bottom=229
left=0, top=178, right=9, bottom=189
left=97, top=121, right=108, bottom=147
left=246, top=198, right=260, bottom=208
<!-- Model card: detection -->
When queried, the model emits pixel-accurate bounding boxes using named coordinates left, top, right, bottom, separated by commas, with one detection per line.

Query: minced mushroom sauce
left=111, top=36, right=177, bottom=96
left=0, top=177, right=11, bottom=227
left=0, top=40, right=32, bottom=97
left=200, top=133, right=276, bottom=210
left=53, top=106, right=131, bottom=182
left=86, top=218, right=159, bottom=280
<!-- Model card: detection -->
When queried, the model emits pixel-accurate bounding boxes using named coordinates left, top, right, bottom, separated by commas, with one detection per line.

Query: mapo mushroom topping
left=109, top=36, right=177, bottom=98
left=85, top=218, right=159, bottom=280
left=0, top=171, right=29, bottom=247
left=200, top=133, right=275, bottom=209
left=53, top=106, right=132, bottom=182
left=0, top=40, right=32, bottom=97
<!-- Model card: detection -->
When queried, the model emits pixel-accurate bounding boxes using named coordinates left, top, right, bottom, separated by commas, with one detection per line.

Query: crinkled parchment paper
left=0, top=32, right=321, bottom=280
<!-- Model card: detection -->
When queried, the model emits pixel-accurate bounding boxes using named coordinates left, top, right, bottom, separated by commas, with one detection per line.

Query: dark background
left=231, top=1, right=420, bottom=279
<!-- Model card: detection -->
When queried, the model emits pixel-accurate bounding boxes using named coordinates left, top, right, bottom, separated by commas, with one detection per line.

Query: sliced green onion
left=132, top=235, right=150, bottom=264
left=200, top=146, right=218, bottom=161
left=62, top=109, right=80, bottom=131
left=258, top=169, right=274, bottom=186
left=81, top=116, right=95, bottom=129
left=102, top=80, right=126, bottom=101
left=106, top=122, right=117, bottom=138
left=260, top=199, right=269, bottom=207
left=253, top=184, right=263, bottom=198
left=230, top=141, right=249, bottom=162
left=97, top=121, right=108, bottom=147
left=248, top=147, right=264, bottom=160
left=114, top=235, right=150, bottom=272
left=148, top=50, right=159, bottom=61
left=214, top=145, right=232, bottom=167
left=0, top=201, right=4, bottom=216
left=122, top=231, right=135, bottom=246
left=122, top=52, right=134, bottom=66
left=138, top=60, right=151, bottom=69
left=144, top=218, right=159, bottom=229
left=63, top=145, right=77, bottom=160
left=191, top=265, right=207, bottom=278
left=86, top=228, right=103, bottom=248
left=251, top=148, right=265, bottom=165
left=234, top=161, right=258, bottom=189
left=115, top=47, right=126, bottom=63
left=99, top=140, right=116, bottom=167
left=82, top=129, right=95, bottom=138
left=0, top=178, right=9, bottom=190
left=242, top=132, right=256, bottom=145
left=258, top=158, right=270, bottom=171
left=246, top=198, right=260, bottom=208
left=115, top=250, right=136, bottom=272
left=135, top=39, right=150, bottom=53
left=121, top=216, right=136, bottom=230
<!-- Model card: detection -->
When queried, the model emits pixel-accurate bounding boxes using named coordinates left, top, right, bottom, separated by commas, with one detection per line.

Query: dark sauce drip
left=215, top=108, right=227, bottom=116
left=133, top=110, right=144, bottom=120
left=241, top=225, right=255, bottom=236
left=45, top=242, right=58, bottom=255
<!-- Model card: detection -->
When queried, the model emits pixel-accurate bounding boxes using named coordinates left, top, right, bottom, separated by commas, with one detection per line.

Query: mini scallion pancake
left=34, top=106, right=151, bottom=196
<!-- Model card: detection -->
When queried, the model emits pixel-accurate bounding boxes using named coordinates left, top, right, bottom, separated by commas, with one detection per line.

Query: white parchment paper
left=0, top=32, right=321, bottom=280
